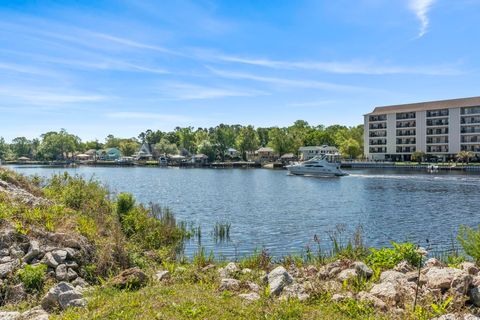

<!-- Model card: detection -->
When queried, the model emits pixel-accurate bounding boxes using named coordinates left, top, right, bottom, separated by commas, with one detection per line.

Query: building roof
left=367, top=96, right=480, bottom=116
left=280, top=153, right=295, bottom=158
left=299, top=145, right=338, bottom=151
left=257, top=147, right=274, bottom=152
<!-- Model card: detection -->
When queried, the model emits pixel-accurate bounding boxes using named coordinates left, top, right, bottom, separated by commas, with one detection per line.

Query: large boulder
left=369, top=282, right=400, bottom=306
left=337, top=268, right=357, bottom=282
left=425, top=267, right=472, bottom=294
left=469, top=287, right=480, bottom=307
left=459, top=262, right=479, bottom=276
left=0, top=311, right=20, bottom=320
left=0, top=260, right=19, bottom=278
left=23, top=240, right=41, bottom=263
left=111, top=268, right=148, bottom=290
left=218, top=262, right=239, bottom=278
left=20, top=307, right=49, bottom=320
left=353, top=261, right=373, bottom=278
left=219, top=278, right=240, bottom=291
left=41, top=281, right=86, bottom=311
left=267, top=266, right=293, bottom=296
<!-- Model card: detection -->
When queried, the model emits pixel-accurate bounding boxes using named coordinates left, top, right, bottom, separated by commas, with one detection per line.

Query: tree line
left=0, top=121, right=364, bottom=161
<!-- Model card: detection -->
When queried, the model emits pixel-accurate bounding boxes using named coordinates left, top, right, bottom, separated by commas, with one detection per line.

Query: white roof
left=299, top=145, right=338, bottom=151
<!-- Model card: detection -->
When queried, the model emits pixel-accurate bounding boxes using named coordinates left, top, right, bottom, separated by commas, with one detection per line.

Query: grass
left=53, top=279, right=389, bottom=320
left=213, top=222, right=231, bottom=243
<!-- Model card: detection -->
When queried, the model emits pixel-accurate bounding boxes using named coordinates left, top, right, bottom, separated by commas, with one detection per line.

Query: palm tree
left=456, top=151, right=475, bottom=164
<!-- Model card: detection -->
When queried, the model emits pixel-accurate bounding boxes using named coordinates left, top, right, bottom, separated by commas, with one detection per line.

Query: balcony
left=427, top=128, right=449, bottom=135
left=396, top=121, right=416, bottom=128
left=369, top=147, right=387, bottom=153
left=426, top=118, right=449, bottom=126
left=461, top=116, right=480, bottom=125
left=396, top=112, right=416, bottom=120
left=461, top=135, right=480, bottom=143
left=461, top=126, right=480, bottom=134
left=369, top=123, right=387, bottom=130
left=427, top=145, right=449, bottom=153
left=461, top=106, right=480, bottom=115
left=396, top=146, right=416, bottom=153
left=427, top=137, right=449, bottom=144
left=369, top=131, right=387, bottom=137
left=369, top=139, right=387, bottom=145
left=396, top=138, right=416, bottom=145
left=426, top=109, right=449, bottom=117
left=369, top=115, right=387, bottom=122
left=396, top=129, right=416, bottom=136
left=461, top=144, right=480, bottom=152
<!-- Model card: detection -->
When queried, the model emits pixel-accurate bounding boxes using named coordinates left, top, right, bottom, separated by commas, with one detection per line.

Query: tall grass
left=213, top=222, right=231, bottom=243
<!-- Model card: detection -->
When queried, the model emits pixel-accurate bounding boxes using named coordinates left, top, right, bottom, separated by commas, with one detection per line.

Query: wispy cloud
left=218, top=55, right=460, bottom=75
left=158, top=82, right=267, bottom=100
left=208, top=67, right=369, bottom=92
left=0, top=86, right=110, bottom=105
left=106, top=112, right=191, bottom=122
left=409, top=0, right=436, bottom=38
left=287, top=100, right=338, bottom=107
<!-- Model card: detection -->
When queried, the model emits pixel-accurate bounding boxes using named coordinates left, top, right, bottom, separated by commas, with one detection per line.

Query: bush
left=16, top=264, right=47, bottom=293
left=457, top=225, right=480, bottom=264
left=117, top=193, right=135, bottom=219
left=367, top=242, right=422, bottom=269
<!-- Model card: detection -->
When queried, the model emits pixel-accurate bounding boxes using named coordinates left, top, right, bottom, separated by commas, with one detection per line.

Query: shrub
left=16, top=264, right=47, bottom=293
left=457, top=225, right=480, bottom=264
left=117, top=193, right=135, bottom=219
left=367, top=242, right=422, bottom=269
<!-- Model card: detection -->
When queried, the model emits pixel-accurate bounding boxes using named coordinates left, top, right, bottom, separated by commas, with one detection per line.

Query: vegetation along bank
left=1, top=167, right=480, bottom=319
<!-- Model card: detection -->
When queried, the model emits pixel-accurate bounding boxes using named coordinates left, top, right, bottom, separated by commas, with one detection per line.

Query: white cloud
left=218, top=55, right=460, bottom=75
left=409, top=0, right=436, bottom=38
left=158, top=82, right=267, bottom=100
left=0, top=86, right=110, bottom=105
left=207, top=67, right=370, bottom=92
left=105, top=112, right=191, bottom=122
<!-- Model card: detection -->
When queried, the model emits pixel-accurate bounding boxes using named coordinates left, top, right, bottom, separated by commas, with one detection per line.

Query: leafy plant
left=431, top=297, right=453, bottom=316
left=16, top=264, right=47, bottom=293
left=457, top=225, right=480, bottom=264
left=367, top=241, right=422, bottom=269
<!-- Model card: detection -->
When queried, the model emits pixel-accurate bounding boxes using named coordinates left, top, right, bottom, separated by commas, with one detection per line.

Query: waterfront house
left=76, top=154, right=91, bottom=161
left=85, top=149, right=97, bottom=160
left=135, top=143, right=153, bottom=161
left=97, top=148, right=121, bottom=161
left=227, top=148, right=238, bottom=157
left=257, top=147, right=277, bottom=162
left=168, top=154, right=185, bottom=164
left=364, top=96, right=480, bottom=161
left=193, top=154, right=209, bottom=164
left=18, top=156, right=30, bottom=163
left=299, top=145, right=339, bottom=161
left=280, top=153, right=297, bottom=164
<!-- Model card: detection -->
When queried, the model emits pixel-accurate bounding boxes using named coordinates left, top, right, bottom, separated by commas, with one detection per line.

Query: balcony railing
left=461, top=116, right=480, bottom=124
left=461, top=144, right=480, bottom=152
left=396, top=112, right=416, bottom=120
left=426, top=109, right=449, bottom=117
left=396, top=139, right=416, bottom=145
left=396, top=146, right=416, bottom=153
left=369, top=115, right=387, bottom=122
left=396, top=121, right=416, bottom=128
left=426, top=119, right=449, bottom=126
left=461, top=135, right=480, bottom=143
left=426, top=128, right=449, bottom=135
left=461, top=106, right=480, bottom=115
left=369, top=124, right=387, bottom=130
left=461, top=126, right=480, bottom=134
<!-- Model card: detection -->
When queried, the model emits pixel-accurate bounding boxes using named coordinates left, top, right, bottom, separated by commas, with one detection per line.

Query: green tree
left=0, top=137, right=10, bottom=160
left=175, top=127, right=195, bottom=154
left=411, top=151, right=426, bottom=163
left=39, top=129, right=80, bottom=160
left=288, top=120, right=310, bottom=155
left=11, top=137, right=32, bottom=159
left=105, top=135, right=122, bottom=148
left=119, top=140, right=139, bottom=156
left=456, top=151, right=475, bottom=164
left=197, top=140, right=216, bottom=162
left=339, top=138, right=361, bottom=159
left=236, top=125, right=259, bottom=160
left=212, top=124, right=236, bottom=161
left=155, top=138, right=179, bottom=155
left=268, top=127, right=293, bottom=155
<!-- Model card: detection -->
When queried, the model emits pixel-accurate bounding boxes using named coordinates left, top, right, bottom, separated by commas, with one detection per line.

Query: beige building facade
left=364, top=97, right=480, bottom=161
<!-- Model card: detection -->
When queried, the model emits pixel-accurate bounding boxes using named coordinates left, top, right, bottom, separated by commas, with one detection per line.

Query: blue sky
left=0, top=0, right=479, bottom=142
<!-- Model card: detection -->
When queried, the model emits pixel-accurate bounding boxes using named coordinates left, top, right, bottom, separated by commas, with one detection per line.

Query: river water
left=7, top=165, right=480, bottom=259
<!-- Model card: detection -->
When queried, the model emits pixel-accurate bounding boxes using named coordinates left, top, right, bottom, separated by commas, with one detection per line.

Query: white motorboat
left=286, top=153, right=347, bottom=177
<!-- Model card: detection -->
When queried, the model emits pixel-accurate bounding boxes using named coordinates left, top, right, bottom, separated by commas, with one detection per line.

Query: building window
left=426, top=109, right=449, bottom=117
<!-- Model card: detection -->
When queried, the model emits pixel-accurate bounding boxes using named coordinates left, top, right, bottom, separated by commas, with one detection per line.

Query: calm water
left=7, top=165, right=480, bottom=258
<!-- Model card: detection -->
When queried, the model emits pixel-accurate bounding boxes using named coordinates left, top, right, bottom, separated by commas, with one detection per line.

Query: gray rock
left=0, top=260, right=19, bottom=278
left=219, top=278, right=240, bottom=291
left=469, top=287, right=480, bottom=307
left=20, top=307, right=49, bottom=320
left=5, top=283, right=26, bottom=304
left=459, top=262, right=479, bottom=276
left=279, top=283, right=310, bottom=301
left=72, top=277, right=89, bottom=288
left=239, top=292, right=260, bottom=301
left=0, top=256, right=13, bottom=264
left=155, top=270, right=170, bottom=281
left=41, top=252, right=58, bottom=268
left=394, top=260, right=415, bottom=273
left=357, top=291, right=387, bottom=311
left=331, top=293, right=347, bottom=302
left=55, top=264, right=68, bottom=281
left=9, top=245, right=25, bottom=258
left=0, top=311, right=20, bottom=320
left=67, top=268, right=78, bottom=281
left=23, top=240, right=41, bottom=263
left=0, top=248, right=9, bottom=256
left=433, top=315, right=480, bottom=320
left=41, top=281, right=85, bottom=311
left=58, top=290, right=86, bottom=309
left=267, top=266, right=293, bottom=296
left=425, top=267, right=472, bottom=294
left=370, top=282, right=400, bottom=305
left=424, top=258, right=444, bottom=268
left=353, top=261, right=373, bottom=278
left=245, top=281, right=260, bottom=292
left=218, top=262, right=239, bottom=278
left=337, top=268, right=357, bottom=282
left=51, top=249, right=68, bottom=264
left=379, top=270, right=407, bottom=283
left=65, top=260, right=79, bottom=270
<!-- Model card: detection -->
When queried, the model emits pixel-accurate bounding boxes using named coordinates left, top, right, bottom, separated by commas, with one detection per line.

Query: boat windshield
left=309, top=154, right=341, bottom=163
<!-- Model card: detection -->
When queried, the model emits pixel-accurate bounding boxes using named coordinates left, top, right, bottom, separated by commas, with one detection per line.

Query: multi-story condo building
left=364, top=97, right=480, bottom=161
